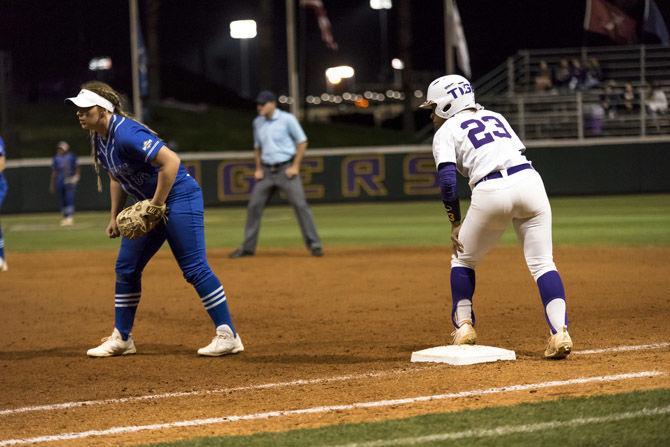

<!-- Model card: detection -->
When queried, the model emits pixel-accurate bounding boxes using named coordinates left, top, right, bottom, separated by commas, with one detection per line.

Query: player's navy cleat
left=310, top=246, right=324, bottom=257
left=0, top=257, right=7, bottom=272
left=451, top=320, right=477, bottom=345
left=544, top=326, right=572, bottom=359
left=87, top=328, right=136, bottom=357
left=198, top=325, right=244, bottom=356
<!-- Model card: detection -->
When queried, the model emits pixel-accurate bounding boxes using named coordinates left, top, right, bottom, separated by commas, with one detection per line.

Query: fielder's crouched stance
left=67, top=82, right=243, bottom=358
left=421, top=75, right=572, bottom=359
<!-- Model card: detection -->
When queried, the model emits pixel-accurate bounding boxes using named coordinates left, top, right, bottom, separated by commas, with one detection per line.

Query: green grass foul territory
left=2, top=194, right=669, bottom=252
left=144, top=388, right=670, bottom=447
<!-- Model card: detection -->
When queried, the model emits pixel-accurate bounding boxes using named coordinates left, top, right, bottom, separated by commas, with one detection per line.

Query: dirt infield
left=1, top=246, right=669, bottom=446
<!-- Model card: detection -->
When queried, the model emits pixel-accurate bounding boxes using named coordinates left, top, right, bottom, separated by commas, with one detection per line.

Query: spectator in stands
left=569, top=59, right=586, bottom=90
left=585, top=103, right=605, bottom=136
left=621, top=81, right=637, bottom=114
left=584, top=58, right=603, bottom=89
left=534, top=60, right=554, bottom=93
left=646, top=81, right=668, bottom=117
left=555, top=59, right=571, bottom=90
left=600, top=80, right=620, bottom=119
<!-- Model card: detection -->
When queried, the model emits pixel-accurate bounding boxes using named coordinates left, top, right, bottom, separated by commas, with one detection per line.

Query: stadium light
left=391, top=58, right=404, bottom=70
left=325, top=66, right=355, bottom=85
left=229, top=20, right=257, bottom=39
left=370, top=0, right=392, bottom=10
left=89, top=57, right=112, bottom=71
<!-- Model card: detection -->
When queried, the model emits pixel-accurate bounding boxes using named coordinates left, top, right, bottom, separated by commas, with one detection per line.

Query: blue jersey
left=52, top=152, right=78, bottom=182
left=94, top=115, right=188, bottom=200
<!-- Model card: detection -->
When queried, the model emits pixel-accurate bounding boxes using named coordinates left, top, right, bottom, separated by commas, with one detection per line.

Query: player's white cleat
left=544, top=326, right=572, bottom=359
left=198, top=325, right=244, bottom=357
left=60, top=217, right=74, bottom=226
left=451, top=320, right=477, bottom=345
left=0, top=257, right=8, bottom=272
left=87, top=328, right=137, bottom=357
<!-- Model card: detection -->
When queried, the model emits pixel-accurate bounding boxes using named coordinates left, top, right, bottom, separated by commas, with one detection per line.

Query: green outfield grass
left=1, top=194, right=669, bottom=252
left=143, top=389, right=670, bottom=447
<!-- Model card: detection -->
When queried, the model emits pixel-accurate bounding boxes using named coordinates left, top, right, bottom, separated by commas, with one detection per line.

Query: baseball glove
left=116, top=200, right=167, bottom=239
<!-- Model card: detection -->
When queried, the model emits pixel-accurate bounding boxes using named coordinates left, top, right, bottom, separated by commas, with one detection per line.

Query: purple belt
left=475, top=163, right=532, bottom=187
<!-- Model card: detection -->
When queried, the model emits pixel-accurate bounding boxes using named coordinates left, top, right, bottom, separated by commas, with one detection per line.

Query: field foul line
left=572, top=342, right=670, bottom=356
left=0, top=371, right=663, bottom=446
left=1, top=342, right=668, bottom=417
left=327, top=405, right=670, bottom=447
left=0, top=366, right=437, bottom=416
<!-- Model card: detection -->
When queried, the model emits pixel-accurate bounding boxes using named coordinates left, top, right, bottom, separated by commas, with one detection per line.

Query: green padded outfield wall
left=2, top=141, right=668, bottom=214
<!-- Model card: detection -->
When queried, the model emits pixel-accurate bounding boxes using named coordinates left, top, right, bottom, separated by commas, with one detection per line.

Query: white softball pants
left=451, top=169, right=557, bottom=280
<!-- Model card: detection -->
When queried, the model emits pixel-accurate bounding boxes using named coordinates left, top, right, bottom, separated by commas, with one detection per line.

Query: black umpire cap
left=256, top=90, right=277, bottom=104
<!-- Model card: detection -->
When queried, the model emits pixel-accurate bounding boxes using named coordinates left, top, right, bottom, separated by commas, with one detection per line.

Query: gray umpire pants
left=241, top=164, right=321, bottom=253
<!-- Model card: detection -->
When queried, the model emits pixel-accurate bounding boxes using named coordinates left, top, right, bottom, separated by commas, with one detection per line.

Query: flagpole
left=444, top=0, right=454, bottom=74
left=129, top=0, right=143, bottom=121
left=286, top=0, right=301, bottom=118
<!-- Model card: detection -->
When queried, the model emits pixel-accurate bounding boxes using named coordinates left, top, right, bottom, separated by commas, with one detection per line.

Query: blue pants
left=0, top=177, right=6, bottom=260
left=56, top=181, right=76, bottom=217
left=113, top=176, right=236, bottom=339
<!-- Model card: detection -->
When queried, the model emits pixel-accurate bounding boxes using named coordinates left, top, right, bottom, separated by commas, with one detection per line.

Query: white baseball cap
left=65, top=89, right=114, bottom=112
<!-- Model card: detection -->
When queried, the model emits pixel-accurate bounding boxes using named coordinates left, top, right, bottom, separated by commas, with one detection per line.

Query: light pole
left=230, top=19, right=257, bottom=99
left=391, top=58, right=404, bottom=88
left=370, top=0, right=392, bottom=84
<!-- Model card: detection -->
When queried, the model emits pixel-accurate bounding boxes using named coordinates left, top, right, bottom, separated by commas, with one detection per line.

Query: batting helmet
left=419, top=74, right=476, bottom=120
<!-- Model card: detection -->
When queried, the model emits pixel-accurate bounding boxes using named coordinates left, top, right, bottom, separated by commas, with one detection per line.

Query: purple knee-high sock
left=450, top=266, right=476, bottom=327
left=537, top=270, right=568, bottom=334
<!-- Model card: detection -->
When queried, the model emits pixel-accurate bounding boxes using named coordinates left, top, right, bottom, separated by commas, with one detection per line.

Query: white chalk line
left=1, top=341, right=668, bottom=418
left=0, top=371, right=662, bottom=446
left=0, top=367, right=435, bottom=416
left=572, top=342, right=670, bottom=356
left=327, top=405, right=670, bottom=447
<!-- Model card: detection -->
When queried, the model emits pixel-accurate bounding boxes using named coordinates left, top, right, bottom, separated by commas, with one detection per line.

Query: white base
left=411, top=345, right=516, bottom=365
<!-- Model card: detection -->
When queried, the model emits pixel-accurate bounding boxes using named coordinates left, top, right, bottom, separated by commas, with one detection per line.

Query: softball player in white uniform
left=420, top=75, right=572, bottom=359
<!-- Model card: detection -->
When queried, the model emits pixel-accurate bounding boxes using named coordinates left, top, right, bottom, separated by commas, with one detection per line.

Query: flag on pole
left=299, top=0, right=338, bottom=50
left=452, top=2, right=471, bottom=78
left=584, top=0, right=637, bottom=44
left=644, top=0, right=669, bottom=45
left=137, top=17, right=149, bottom=98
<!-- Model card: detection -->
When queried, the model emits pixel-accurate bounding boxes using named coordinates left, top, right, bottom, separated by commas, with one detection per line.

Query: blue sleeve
left=70, top=153, right=78, bottom=170
left=0, top=136, right=5, bottom=157
left=52, top=156, right=57, bottom=171
left=437, top=162, right=461, bottom=223
left=287, top=114, right=307, bottom=144
left=118, top=123, right=165, bottom=163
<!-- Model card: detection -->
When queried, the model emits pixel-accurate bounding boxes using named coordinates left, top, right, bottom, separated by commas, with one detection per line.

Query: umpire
left=229, top=90, right=323, bottom=258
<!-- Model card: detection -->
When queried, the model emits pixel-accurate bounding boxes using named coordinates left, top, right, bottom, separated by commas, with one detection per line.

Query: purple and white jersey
left=432, top=108, right=528, bottom=188
left=95, top=115, right=188, bottom=200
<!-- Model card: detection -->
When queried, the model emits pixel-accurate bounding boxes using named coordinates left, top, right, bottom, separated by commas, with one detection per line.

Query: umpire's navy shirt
left=253, top=109, right=307, bottom=165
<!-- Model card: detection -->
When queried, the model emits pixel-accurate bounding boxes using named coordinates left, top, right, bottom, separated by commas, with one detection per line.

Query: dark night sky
left=1, top=0, right=668, bottom=103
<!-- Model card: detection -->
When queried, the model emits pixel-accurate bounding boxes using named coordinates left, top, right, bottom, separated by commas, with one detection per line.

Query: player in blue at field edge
left=0, top=135, right=8, bottom=272
left=50, top=141, right=80, bottom=226
left=66, top=81, right=243, bottom=357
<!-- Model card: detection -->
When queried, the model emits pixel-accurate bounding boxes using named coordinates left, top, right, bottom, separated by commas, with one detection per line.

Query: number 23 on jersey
left=460, top=115, right=512, bottom=149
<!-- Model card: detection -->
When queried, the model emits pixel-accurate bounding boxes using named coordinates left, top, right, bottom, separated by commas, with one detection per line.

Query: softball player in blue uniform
left=0, top=135, right=7, bottom=272
left=66, top=82, right=243, bottom=357
left=50, top=141, right=80, bottom=226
